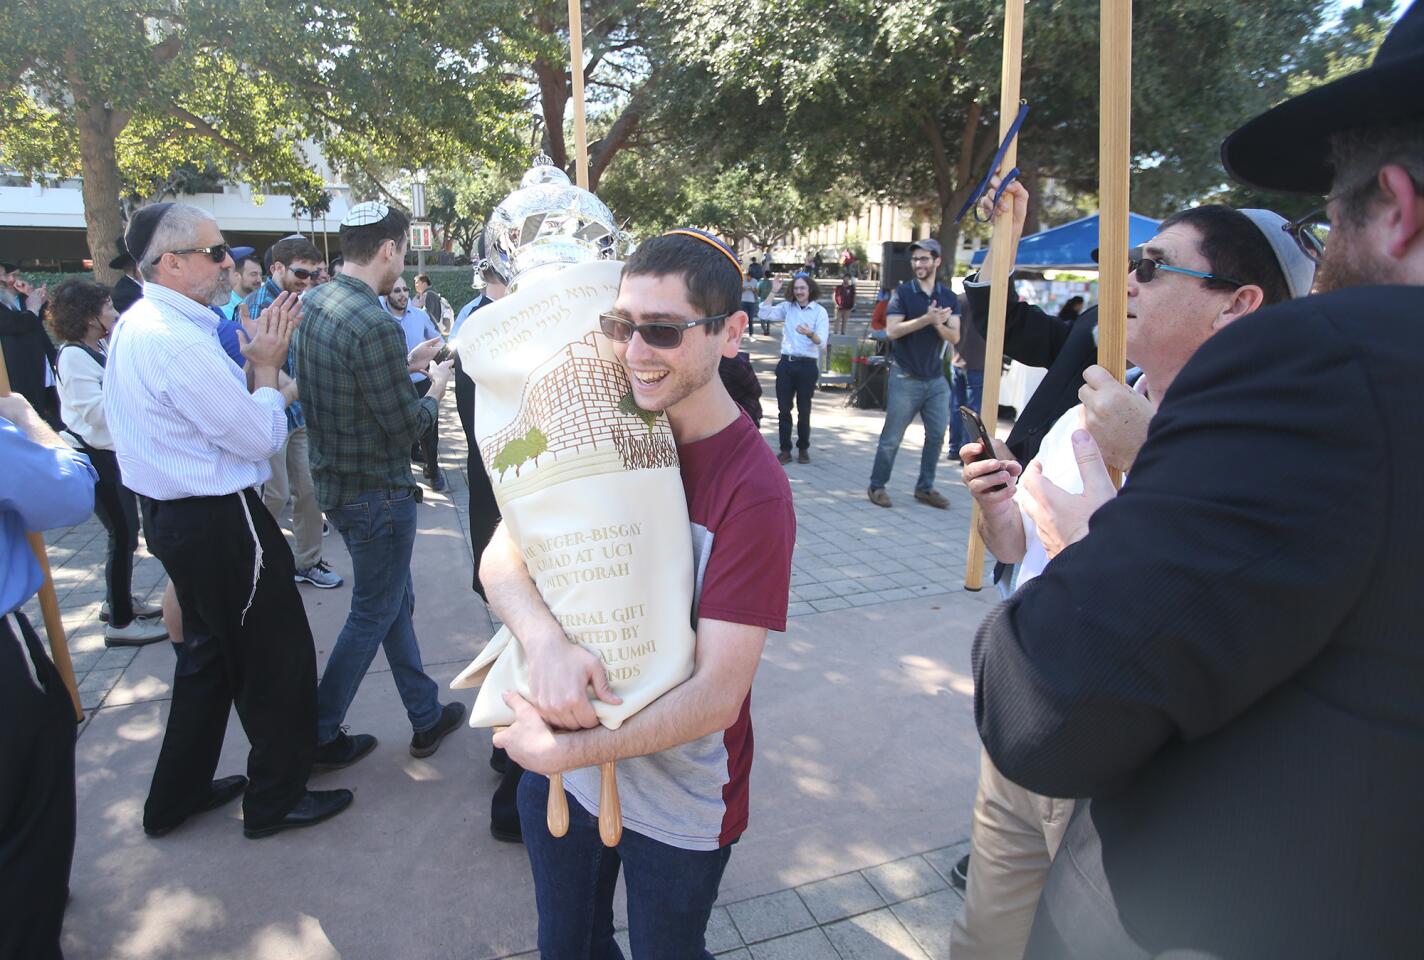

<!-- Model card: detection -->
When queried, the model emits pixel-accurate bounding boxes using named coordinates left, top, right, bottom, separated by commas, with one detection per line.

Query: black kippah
left=123, top=202, right=176, bottom=266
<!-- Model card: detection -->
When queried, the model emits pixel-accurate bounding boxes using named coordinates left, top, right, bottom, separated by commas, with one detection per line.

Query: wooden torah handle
left=494, top=726, right=571, bottom=838
left=547, top=772, right=570, bottom=837
left=598, top=761, right=622, bottom=846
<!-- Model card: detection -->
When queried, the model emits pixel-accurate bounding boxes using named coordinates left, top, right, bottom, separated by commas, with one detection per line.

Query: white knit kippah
left=342, top=201, right=391, bottom=227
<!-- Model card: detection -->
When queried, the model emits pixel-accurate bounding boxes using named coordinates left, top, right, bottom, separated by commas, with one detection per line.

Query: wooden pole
left=1097, top=0, right=1131, bottom=488
left=568, top=0, right=589, bottom=190
left=0, top=349, right=84, bottom=720
left=964, top=0, right=1026, bottom=591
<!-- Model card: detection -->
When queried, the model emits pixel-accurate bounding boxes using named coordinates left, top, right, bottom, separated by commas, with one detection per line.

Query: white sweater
left=56, top=343, right=113, bottom=450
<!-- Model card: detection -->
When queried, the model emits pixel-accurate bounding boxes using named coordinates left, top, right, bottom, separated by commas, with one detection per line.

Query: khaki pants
left=261, top=425, right=322, bottom=569
left=835, top=306, right=852, bottom=334
left=950, top=748, right=1075, bottom=960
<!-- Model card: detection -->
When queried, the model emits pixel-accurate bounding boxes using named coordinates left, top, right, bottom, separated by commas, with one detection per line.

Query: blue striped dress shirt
left=105, top=282, right=288, bottom=500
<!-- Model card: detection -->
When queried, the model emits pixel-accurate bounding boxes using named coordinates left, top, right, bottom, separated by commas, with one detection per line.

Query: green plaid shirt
left=294, top=273, right=436, bottom=510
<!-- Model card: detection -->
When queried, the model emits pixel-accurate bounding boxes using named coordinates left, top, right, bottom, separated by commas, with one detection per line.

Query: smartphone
left=433, top=344, right=453, bottom=364
left=959, top=404, right=1006, bottom=492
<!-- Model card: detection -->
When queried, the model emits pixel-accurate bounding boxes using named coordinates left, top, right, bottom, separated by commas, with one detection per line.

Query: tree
left=1, top=0, right=525, bottom=282
left=663, top=0, right=1347, bottom=266
left=521, top=0, right=667, bottom=190
left=599, top=149, right=857, bottom=248
left=425, top=164, right=523, bottom=259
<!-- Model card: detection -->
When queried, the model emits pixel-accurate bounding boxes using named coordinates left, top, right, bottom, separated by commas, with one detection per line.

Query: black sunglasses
left=1128, top=246, right=1243, bottom=288
left=599, top=312, right=728, bottom=349
left=289, top=266, right=321, bottom=280
left=1284, top=208, right=1329, bottom=263
left=155, top=243, right=230, bottom=265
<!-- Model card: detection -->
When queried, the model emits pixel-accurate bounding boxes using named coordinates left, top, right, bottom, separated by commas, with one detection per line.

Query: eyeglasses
left=390, top=286, right=408, bottom=293
left=1284, top=208, right=1329, bottom=263
left=910, top=256, right=935, bottom=265
left=1128, top=247, right=1243, bottom=288
left=155, top=243, right=230, bottom=265
left=599, top=312, right=728, bottom=349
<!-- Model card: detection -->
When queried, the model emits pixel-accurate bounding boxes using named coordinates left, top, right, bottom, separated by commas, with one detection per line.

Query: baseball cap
left=909, top=238, right=943, bottom=257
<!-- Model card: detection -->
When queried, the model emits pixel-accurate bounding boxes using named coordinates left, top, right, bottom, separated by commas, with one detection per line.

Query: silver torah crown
left=483, top=156, right=624, bottom=289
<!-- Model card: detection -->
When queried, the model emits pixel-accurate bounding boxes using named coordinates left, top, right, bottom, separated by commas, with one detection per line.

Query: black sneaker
left=490, top=820, right=523, bottom=844
left=410, top=701, right=466, bottom=758
left=950, top=853, right=969, bottom=891
left=313, top=730, right=377, bottom=772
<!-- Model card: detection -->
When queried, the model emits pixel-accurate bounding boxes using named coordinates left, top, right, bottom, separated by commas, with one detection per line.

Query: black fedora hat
left=108, top=238, right=134, bottom=270
left=1223, top=1, right=1423, bottom=194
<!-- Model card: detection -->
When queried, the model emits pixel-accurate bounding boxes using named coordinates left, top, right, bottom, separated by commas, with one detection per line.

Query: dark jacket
left=0, top=303, right=59, bottom=424
left=975, top=285, right=1424, bottom=958
left=718, top=352, right=763, bottom=427
left=965, top=277, right=1096, bottom=464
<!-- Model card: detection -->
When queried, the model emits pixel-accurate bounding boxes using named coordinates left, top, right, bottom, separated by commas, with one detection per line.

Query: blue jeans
left=317, top=488, right=440, bottom=742
left=519, top=773, right=732, bottom=959
left=869, top=369, right=950, bottom=492
left=948, top=366, right=986, bottom=456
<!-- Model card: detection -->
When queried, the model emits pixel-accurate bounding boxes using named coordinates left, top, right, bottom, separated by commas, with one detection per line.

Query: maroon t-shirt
left=566, top=409, right=795, bottom=849
left=682, top=410, right=795, bottom=846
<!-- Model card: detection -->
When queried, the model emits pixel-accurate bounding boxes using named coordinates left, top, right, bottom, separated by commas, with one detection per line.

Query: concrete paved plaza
left=37, top=333, right=1001, bottom=959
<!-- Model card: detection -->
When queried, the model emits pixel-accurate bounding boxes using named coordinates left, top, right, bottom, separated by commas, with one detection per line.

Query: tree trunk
left=73, top=94, right=128, bottom=285
left=1019, top=164, right=1041, bottom=237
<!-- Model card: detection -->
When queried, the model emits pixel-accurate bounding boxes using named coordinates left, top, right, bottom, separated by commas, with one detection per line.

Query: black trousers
left=139, top=489, right=317, bottom=830
left=0, top=612, right=76, bottom=960
left=491, top=748, right=524, bottom=834
left=456, top=362, right=503, bottom=599
left=775, top=356, right=819, bottom=452
left=87, top=447, right=141, bottom=626
left=411, top=377, right=440, bottom=478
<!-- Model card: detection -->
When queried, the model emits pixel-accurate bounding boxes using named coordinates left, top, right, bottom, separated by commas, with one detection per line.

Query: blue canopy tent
left=969, top=212, right=1161, bottom=270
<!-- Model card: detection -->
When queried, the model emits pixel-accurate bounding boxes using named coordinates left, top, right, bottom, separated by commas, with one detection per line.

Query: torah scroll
left=450, top=259, right=697, bottom=736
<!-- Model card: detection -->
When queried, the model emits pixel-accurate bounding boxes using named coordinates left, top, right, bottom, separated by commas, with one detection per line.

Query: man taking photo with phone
left=953, top=180, right=1315, bottom=959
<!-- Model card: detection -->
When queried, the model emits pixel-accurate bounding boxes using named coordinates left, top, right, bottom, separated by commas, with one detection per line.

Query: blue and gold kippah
left=663, top=228, right=745, bottom=280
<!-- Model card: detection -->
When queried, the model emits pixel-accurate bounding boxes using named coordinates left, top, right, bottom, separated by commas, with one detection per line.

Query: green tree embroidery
left=618, top=390, right=659, bottom=434
left=491, top=427, right=550, bottom=480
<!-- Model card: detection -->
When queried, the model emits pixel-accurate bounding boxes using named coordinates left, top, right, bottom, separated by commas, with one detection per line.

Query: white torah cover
left=450, top=259, right=696, bottom=729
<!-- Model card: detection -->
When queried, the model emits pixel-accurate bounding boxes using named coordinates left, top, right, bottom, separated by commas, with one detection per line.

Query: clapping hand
left=239, top=292, right=301, bottom=368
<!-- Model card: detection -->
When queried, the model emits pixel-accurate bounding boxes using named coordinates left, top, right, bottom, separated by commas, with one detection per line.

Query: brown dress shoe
left=914, top=488, right=951, bottom=509
left=867, top=487, right=892, bottom=508
left=778, top=450, right=793, bottom=464
left=797, top=450, right=810, bottom=464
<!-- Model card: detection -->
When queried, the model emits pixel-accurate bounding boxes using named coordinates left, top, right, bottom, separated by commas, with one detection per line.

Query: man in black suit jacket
left=975, top=6, right=1424, bottom=955
left=0, top=279, right=58, bottom=427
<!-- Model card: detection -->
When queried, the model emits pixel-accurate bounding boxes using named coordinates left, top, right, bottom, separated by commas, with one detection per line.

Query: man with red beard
left=972, top=5, right=1424, bottom=955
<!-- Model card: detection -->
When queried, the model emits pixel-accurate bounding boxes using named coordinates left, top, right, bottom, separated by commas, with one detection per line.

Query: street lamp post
left=412, top=168, right=428, bottom=273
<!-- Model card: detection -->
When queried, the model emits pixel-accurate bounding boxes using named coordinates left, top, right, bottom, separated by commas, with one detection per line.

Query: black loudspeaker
left=881, top=242, right=913, bottom=292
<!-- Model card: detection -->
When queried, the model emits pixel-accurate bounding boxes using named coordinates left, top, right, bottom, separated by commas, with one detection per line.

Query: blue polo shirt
left=888, top=279, right=958, bottom=380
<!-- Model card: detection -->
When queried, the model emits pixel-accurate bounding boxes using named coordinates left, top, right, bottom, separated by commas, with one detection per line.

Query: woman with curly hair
left=48, top=279, right=167, bottom=646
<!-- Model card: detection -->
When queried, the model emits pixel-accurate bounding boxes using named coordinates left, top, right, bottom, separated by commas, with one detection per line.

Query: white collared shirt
left=105, top=282, right=287, bottom=500
left=760, top=299, right=830, bottom=358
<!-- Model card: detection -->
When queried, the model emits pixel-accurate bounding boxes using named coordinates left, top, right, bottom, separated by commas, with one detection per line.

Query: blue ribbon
left=954, top=103, right=1031, bottom=225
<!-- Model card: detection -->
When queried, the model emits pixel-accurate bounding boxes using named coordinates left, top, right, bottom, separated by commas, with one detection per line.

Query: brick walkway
left=51, top=327, right=993, bottom=959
